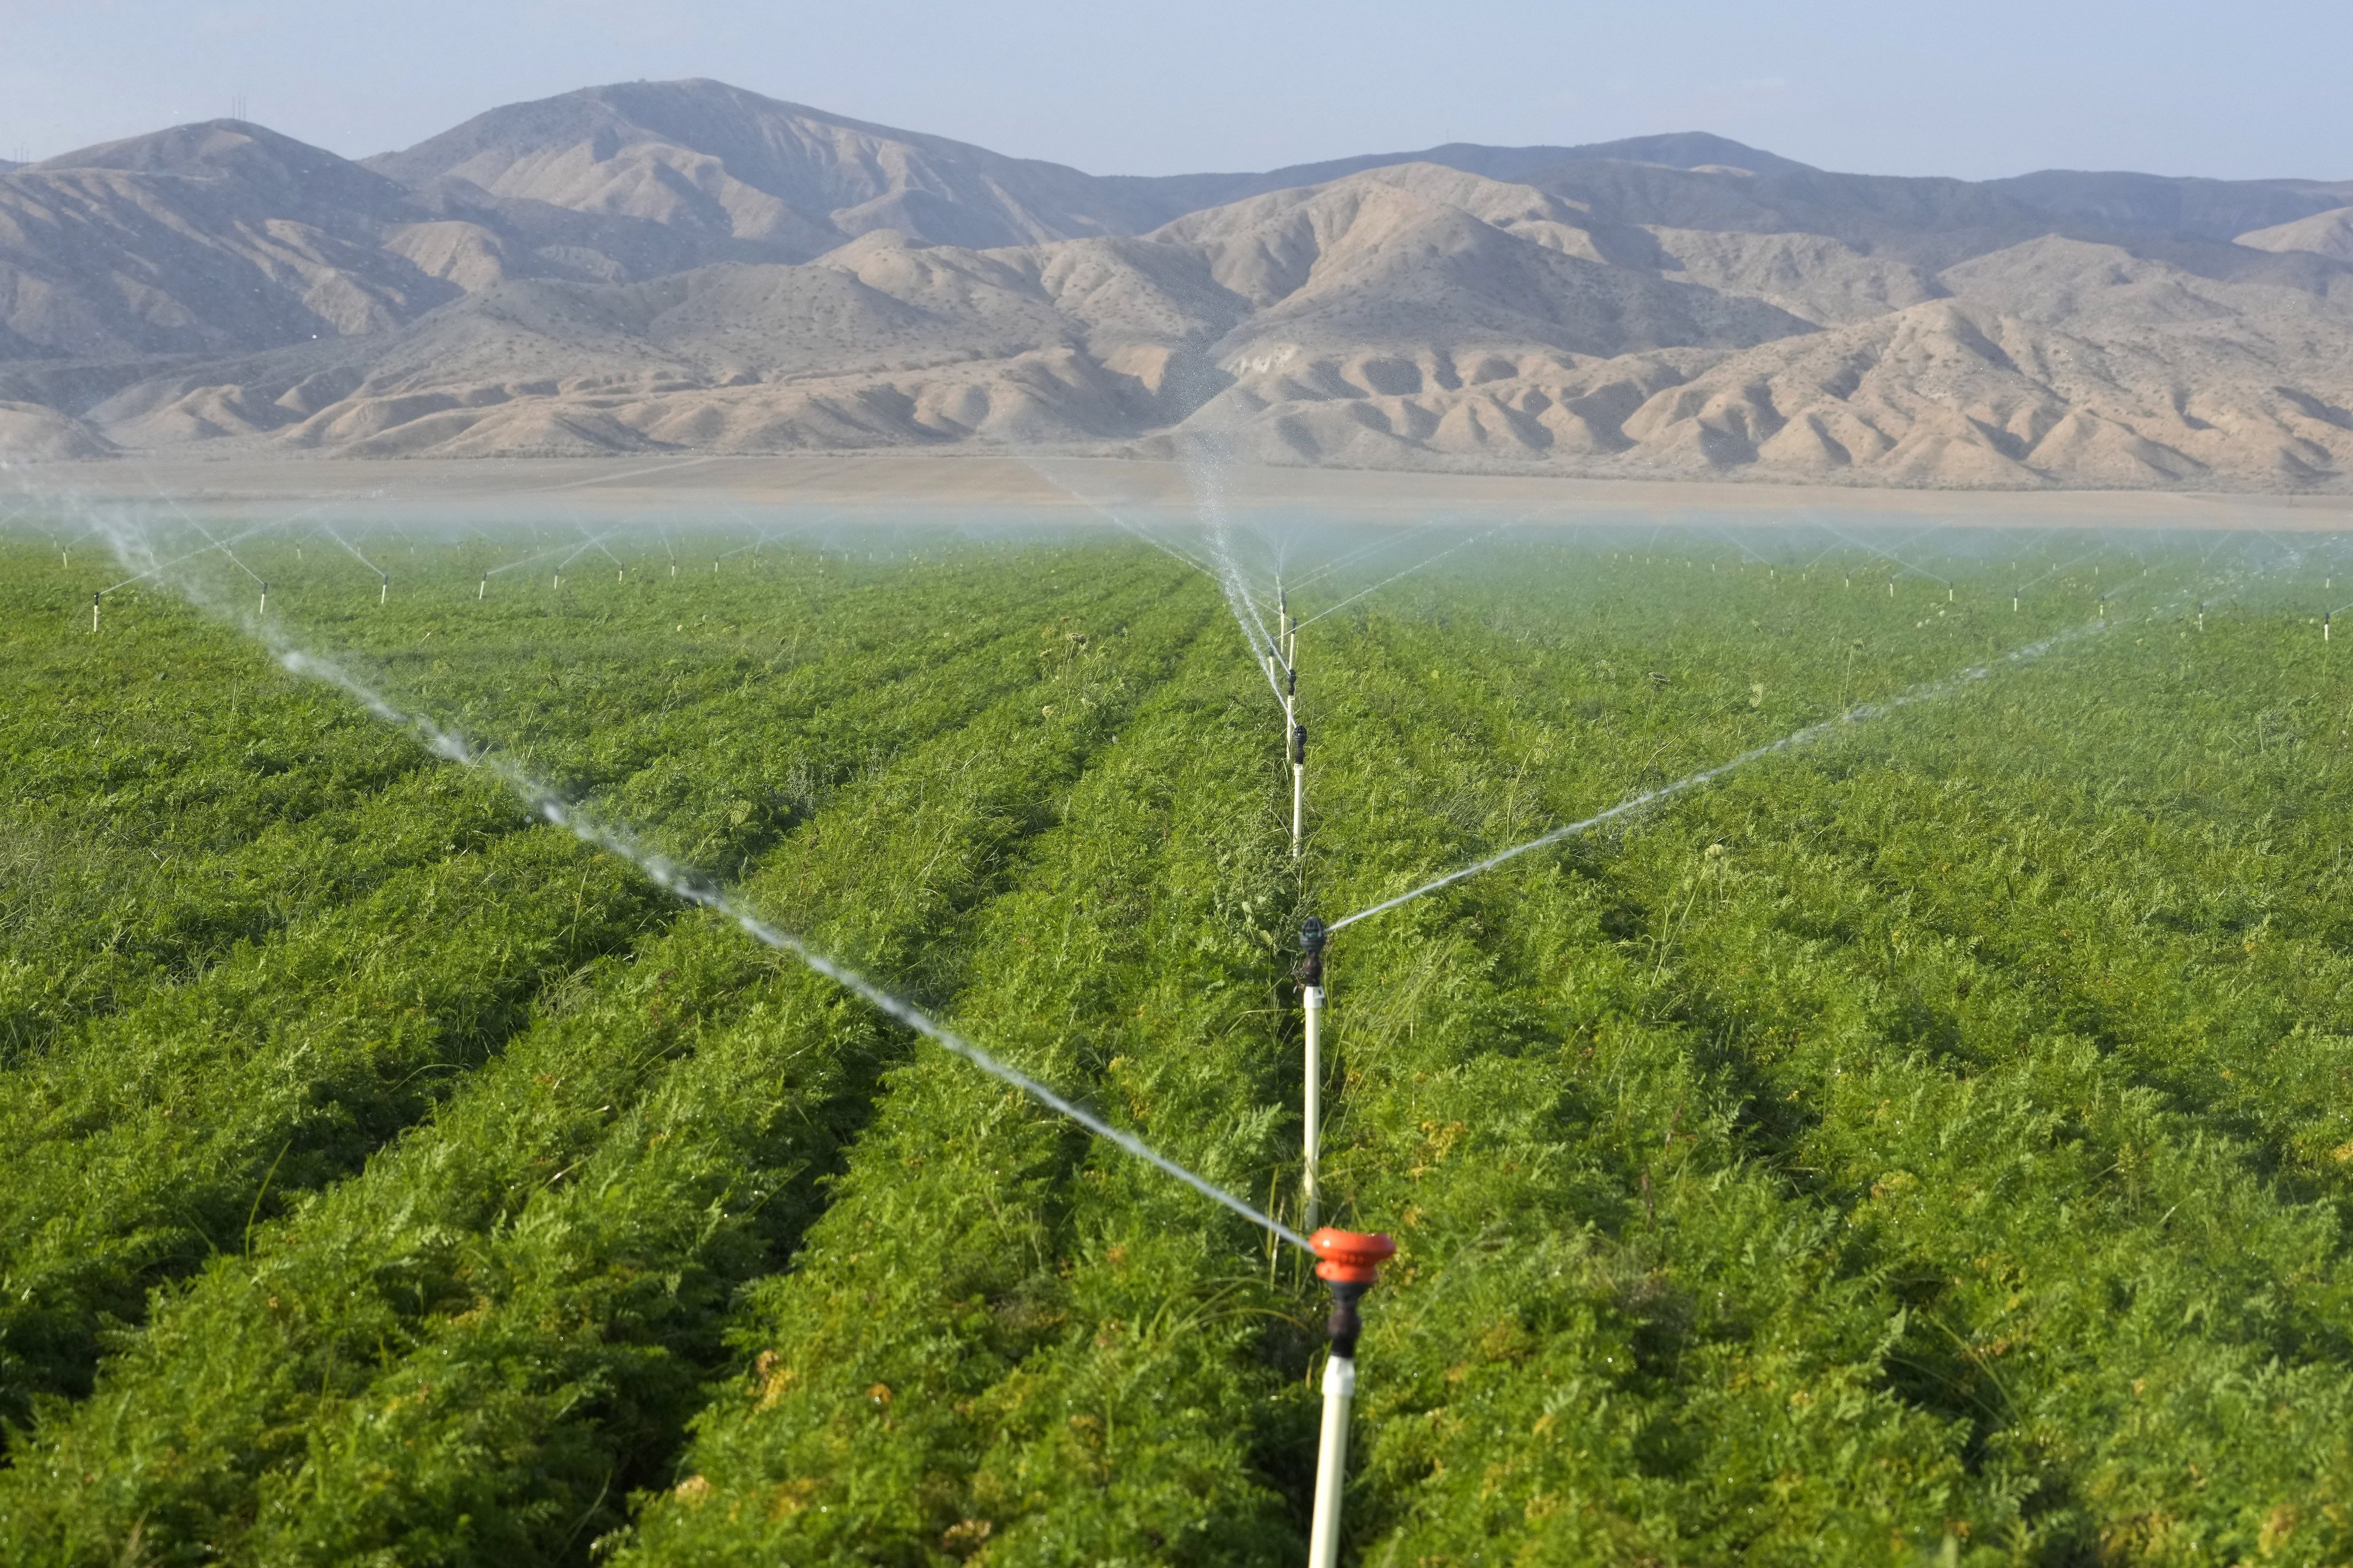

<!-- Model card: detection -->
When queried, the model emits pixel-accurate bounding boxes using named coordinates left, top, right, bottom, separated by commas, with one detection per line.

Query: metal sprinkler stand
left=1298, top=916, right=1327, bottom=1229
left=1307, top=1227, right=1395, bottom=1568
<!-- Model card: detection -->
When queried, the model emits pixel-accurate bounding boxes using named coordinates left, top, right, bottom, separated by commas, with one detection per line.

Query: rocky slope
left=4, top=79, right=2351, bottom=490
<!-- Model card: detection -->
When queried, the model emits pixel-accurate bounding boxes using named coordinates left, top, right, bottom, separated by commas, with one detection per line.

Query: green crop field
left=2, top=513, right=2352, bottom=1567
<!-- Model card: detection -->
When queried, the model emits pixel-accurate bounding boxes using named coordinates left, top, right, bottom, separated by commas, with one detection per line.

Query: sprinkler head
left=1299, top=915, right=1327, bottom=986
left=1291, top=723, right=1307, bottom=766
left=1311, top=1229, right=1397, bottom=1358
left=1288, top=666, right=1297, bottom=696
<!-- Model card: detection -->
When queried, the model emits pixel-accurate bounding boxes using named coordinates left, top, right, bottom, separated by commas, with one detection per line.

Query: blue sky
left=1, top=0, right=2344, bottom=181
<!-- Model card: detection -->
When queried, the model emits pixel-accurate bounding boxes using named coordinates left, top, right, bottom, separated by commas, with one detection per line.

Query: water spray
left=1307, top=1229, right=1395, bottom=1568
left=250, top=639, right=1319, bottom=1260
left=1331, top=615, right=2118, bottom=933
left=1293, top=520, right=1520, bottom=634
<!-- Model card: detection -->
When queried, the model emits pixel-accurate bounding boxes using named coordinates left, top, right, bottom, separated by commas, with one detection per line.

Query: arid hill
left=4, top=79, right=2351, bottom=490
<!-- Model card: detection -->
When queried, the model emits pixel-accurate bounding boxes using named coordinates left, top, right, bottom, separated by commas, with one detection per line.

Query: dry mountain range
left=4, top=78, right=2352, bottom=490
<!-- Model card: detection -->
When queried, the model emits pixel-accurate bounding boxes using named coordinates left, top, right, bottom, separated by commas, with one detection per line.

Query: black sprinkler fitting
left=1326, top=1279, right=1370, bottom=1359
left=1299, top=915, right=1326, bottom=987
left=1291, top=723, right=1308, bottom=766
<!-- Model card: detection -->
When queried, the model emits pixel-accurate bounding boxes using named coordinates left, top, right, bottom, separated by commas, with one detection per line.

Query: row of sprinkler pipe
left=1268, top=579, right=1389, bottom=1568
left=90, top=560, right=697, bottom=630
left=88, top=546, right=820, bottom=632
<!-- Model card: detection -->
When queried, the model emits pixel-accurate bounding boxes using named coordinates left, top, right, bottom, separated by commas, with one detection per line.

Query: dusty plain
left=10, top=453, right=2350, bottom=531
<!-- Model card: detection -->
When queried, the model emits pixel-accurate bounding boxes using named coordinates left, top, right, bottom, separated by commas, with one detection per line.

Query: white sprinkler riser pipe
left=1302, top=983, right=1323, bottom=1228
left=1293, top=762, right=1304, bottom=859
left=1307, top=1353, right=1356, bottom=1568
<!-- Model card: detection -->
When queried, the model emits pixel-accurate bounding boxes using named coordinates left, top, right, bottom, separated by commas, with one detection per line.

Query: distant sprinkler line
left=260, top=641, right=1313, bottom=1255
left=1710, top=529, right=1772, bottom=569
left=98, top=519, right=280, bottom=595
left=552, top=521, right=626, bottom=573
left=144, top=484, right=266, bottom=585
left=1168, top=436, right=1290, bottom=678
left=1219, top=541, right=1289, bottom=704
left=1125, top=518, right=1225, bottom=581
left=1808, top=518, right=1950, bottom=587
left=1283, top=519, right=1454, bottom=596
left=1036, top=485, right=1236, bottom=595
left=486, top=533, right=598, bottom=578
left=2013, top=549, right=2103, bottom=596
left=1799, top=516, right=1949, bottom=576
left=1016, top=458, right=1233, bottom=587
left=1330, top=615, right=2116, bottom=933
left=1293, top=520, right=1521, bottom=633
left=320, top=523, right=383, bottom=578
left=713, top=532, right=777, bottom=564
left=1154, top=469, right=1287, bottom=701
left=1118, top=516, right=1226, bottom=583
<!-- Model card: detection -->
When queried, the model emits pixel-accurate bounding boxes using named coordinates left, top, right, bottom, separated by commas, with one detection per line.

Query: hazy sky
left=1, top=0, right=2345, bottom=181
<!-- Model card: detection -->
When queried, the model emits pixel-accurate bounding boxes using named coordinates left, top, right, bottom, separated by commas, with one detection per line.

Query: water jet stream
left=261, top=640, right=1314, bottom=1256
left=1293, top=519, right=1520, bottom=632
left=1330, top=616, right=2111, bottom=932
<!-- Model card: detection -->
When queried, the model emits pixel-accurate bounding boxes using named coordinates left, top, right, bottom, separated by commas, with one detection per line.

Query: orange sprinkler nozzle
left=1311, top=1229, right=1396, bottom=1286
left=1313, top=1230, right=1394, bottom=1359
